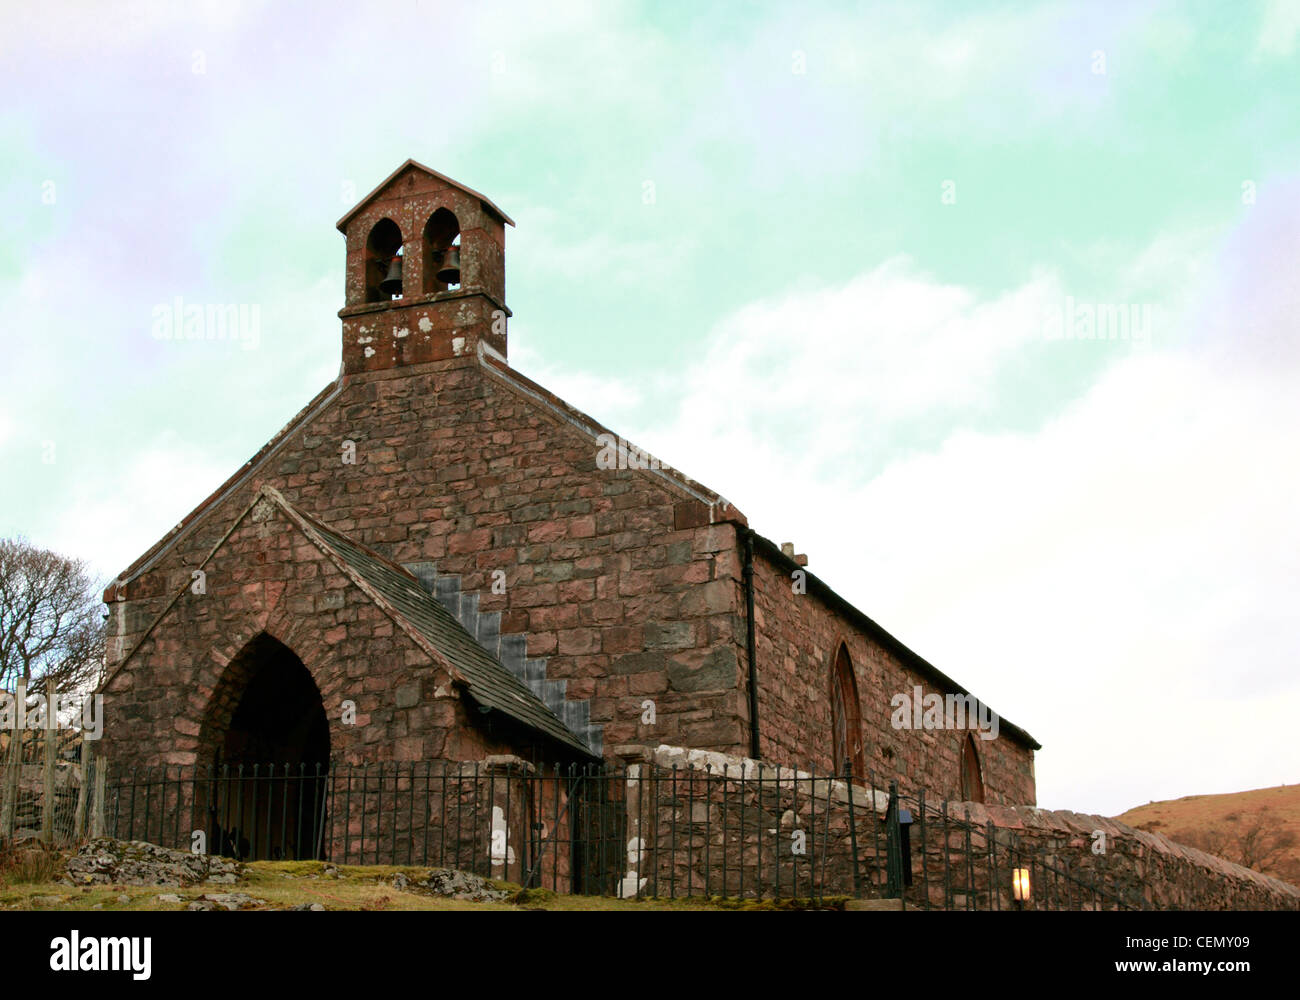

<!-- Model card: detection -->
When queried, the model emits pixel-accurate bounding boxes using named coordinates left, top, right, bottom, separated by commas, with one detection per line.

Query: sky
left=1, top=0, right=1297, bottom=816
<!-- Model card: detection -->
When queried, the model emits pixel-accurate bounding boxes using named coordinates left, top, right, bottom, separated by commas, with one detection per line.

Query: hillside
left=1115, top=784, right=1300, bottom=884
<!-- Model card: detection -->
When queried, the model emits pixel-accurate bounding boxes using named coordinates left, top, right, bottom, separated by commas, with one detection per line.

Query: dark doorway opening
left=206, top=633, right=330, bottom=861
left=570, top=771, right=626, bottom=895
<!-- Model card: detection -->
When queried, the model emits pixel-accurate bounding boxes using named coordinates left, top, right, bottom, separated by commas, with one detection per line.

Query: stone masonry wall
left=99, top=495, right=511, bottom=772
left=615, top=746, right=1300, bottom=910
left=102, top=357, right=747, bottom=765
left=745, top=545, right=1037, bottom=804
left=948, top=802, right=1300, bottom=911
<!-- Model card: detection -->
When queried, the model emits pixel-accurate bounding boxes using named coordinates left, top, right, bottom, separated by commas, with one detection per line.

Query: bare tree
left=1175, top=808, right=1298, bottom=879
left=0, top=537, right=106, bottom=696
left=1234, top=809, right=1297, bottom=874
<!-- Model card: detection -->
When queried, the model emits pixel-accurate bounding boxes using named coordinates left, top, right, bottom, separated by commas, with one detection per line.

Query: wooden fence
left=0, top=677, right=107, bottom=846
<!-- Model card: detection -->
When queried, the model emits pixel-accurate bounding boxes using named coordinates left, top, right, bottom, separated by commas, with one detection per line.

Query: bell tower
left=336, top=160, right=514, bottom=374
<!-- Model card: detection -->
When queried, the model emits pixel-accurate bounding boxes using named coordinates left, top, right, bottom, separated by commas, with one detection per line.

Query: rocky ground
left=2, top=838, right=838, bottom=911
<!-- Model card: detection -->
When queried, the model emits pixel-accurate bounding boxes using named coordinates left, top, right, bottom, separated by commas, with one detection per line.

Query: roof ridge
left=475, top=342, right=746, bottom=523
left=335, top=158, right=515, bottom=232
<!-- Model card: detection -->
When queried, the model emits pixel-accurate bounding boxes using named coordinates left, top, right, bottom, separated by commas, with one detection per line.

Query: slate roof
left=275, top=492, right=599, bottom=760
left=335, top=158, right=516, bottom=231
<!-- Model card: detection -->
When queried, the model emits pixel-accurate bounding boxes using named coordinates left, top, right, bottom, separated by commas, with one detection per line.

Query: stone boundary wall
left=60, top=744, right=1300, bottom=910
left=617, top=744, right=1300, bottom=911
left=959, top=801, right=1300, bottom=911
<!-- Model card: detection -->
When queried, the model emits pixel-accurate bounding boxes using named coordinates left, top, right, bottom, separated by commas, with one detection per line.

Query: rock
left=65, top=838, right=242, bottom=888
left=30, top=895, right=64, bottom=907
left=186, top=901, right=217, bottom=911
left=392, top=873, right=409, bottom=889
left=116, top=894, right=130, bottom=904
left=157, top=894, right=182, bottom=903
left=199, top=892, right=265, bottom=911
left=420, top=868, right=511, bottom=903
left=291, top=903, right=326, bottom=911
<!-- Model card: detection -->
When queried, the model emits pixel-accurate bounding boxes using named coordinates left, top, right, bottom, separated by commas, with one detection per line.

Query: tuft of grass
left=0, top=845, right=852, bottom=911
left=508, top=886, right=557, bottom=906
left=697, top=894, right=848, bottom=911
left=0, top=841, right=62, bottom=886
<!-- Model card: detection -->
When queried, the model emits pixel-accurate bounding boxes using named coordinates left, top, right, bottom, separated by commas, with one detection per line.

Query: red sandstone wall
left=744, top=545, right=1037, bottom=804
left=103, top=355, right=1037, bottom=794
left=614, top=747, right=1299, bottom=910
left=102, top=357, right=746, bottom=764
left=99, top=495, right=509, bottom=770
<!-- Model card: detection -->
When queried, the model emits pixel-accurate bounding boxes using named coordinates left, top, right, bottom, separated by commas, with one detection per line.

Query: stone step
left=455, top=592, right=479, bottom=633
left=432, top=575, right=462, bottom=616
left=475, top=610, right=500, bottom=647
left=404, top=562, right=438, bottom=594
left=401, top=562, right=601, bottom=755
left=498, top=634, right=527, bottom=676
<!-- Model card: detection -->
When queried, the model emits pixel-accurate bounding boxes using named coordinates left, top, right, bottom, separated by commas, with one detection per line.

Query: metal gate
left=570, top=768, right=626, bottom=895
left=200, top=764, right=329, bottom=861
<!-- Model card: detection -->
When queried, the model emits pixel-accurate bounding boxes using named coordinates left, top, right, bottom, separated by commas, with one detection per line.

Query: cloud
left=1256, top=0, right=1300, bottom=56
left=841, top=350, right=1300, bottom=813
left=521, top=211, right=1300, bottom=816
left=0, top=0, right=261, bottom=58
left=39, top=431, right=234, bottom=586
left=5, top=0, right=1294, bottom=822
left=589, top=257, right=1068, bottom=492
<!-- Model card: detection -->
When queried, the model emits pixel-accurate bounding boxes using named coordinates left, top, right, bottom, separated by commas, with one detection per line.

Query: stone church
left=98, top=159, right=1039, bottom=811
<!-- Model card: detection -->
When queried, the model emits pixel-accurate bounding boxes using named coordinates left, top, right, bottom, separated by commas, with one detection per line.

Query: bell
left=435, top=247, right=461, bottom=285
left=378, top=256, right=403, bottom=297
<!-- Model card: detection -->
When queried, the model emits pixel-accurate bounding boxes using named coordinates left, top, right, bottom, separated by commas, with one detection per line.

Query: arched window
left=960, top=734, right=985, bottom=803
left=365, top=218, right=403, bottom=302
left=422, top=208, right=461, bottom=294
left=830, top=643, right=866, bottom=779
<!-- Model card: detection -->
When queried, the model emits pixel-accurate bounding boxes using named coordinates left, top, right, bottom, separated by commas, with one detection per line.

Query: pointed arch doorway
left=201, top=632, right=331, bottom=861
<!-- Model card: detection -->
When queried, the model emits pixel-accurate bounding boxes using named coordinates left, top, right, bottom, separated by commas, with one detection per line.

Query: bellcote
left=336, top=160, right=514, bottom=374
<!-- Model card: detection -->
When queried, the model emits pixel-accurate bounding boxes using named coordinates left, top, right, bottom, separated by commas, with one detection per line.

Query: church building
left=98, top=160, right=1039, bottom=815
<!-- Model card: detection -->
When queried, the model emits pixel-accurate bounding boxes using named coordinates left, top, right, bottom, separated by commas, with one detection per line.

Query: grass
left=0, top=842, right=61, bottom=885
left=1115, top=783, right=1300, bottom=883
left=0, top=851, right=848, bottom=911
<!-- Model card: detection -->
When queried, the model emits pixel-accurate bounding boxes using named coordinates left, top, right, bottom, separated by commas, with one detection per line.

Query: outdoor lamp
left=1012, top=867, right=1031, bottom=903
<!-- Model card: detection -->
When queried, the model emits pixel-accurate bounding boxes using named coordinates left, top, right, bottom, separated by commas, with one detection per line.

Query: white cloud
left=524, top=224, right=1300, bottom=817
left=508, top=206, right=681, bottom=290
left=42, top=431, right=233, bottom=585
left=0, top=0, right=261, bottom=58
left=839, top=351, right=1300, bottom=813
left=1256, top=0, right=1300, bottom=56
left=623, top=259, right=1062, bottom=489
left=508, top=340, right=648, bottom=425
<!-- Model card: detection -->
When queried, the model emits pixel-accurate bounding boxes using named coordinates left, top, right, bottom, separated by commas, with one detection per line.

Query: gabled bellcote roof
left=335, top=158, right=516, bottom=232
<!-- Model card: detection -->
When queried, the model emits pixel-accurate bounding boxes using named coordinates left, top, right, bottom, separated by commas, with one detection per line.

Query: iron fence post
left=844, top=761, right=862, bottom=898
left=885, top=780, right=903, bottom=898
